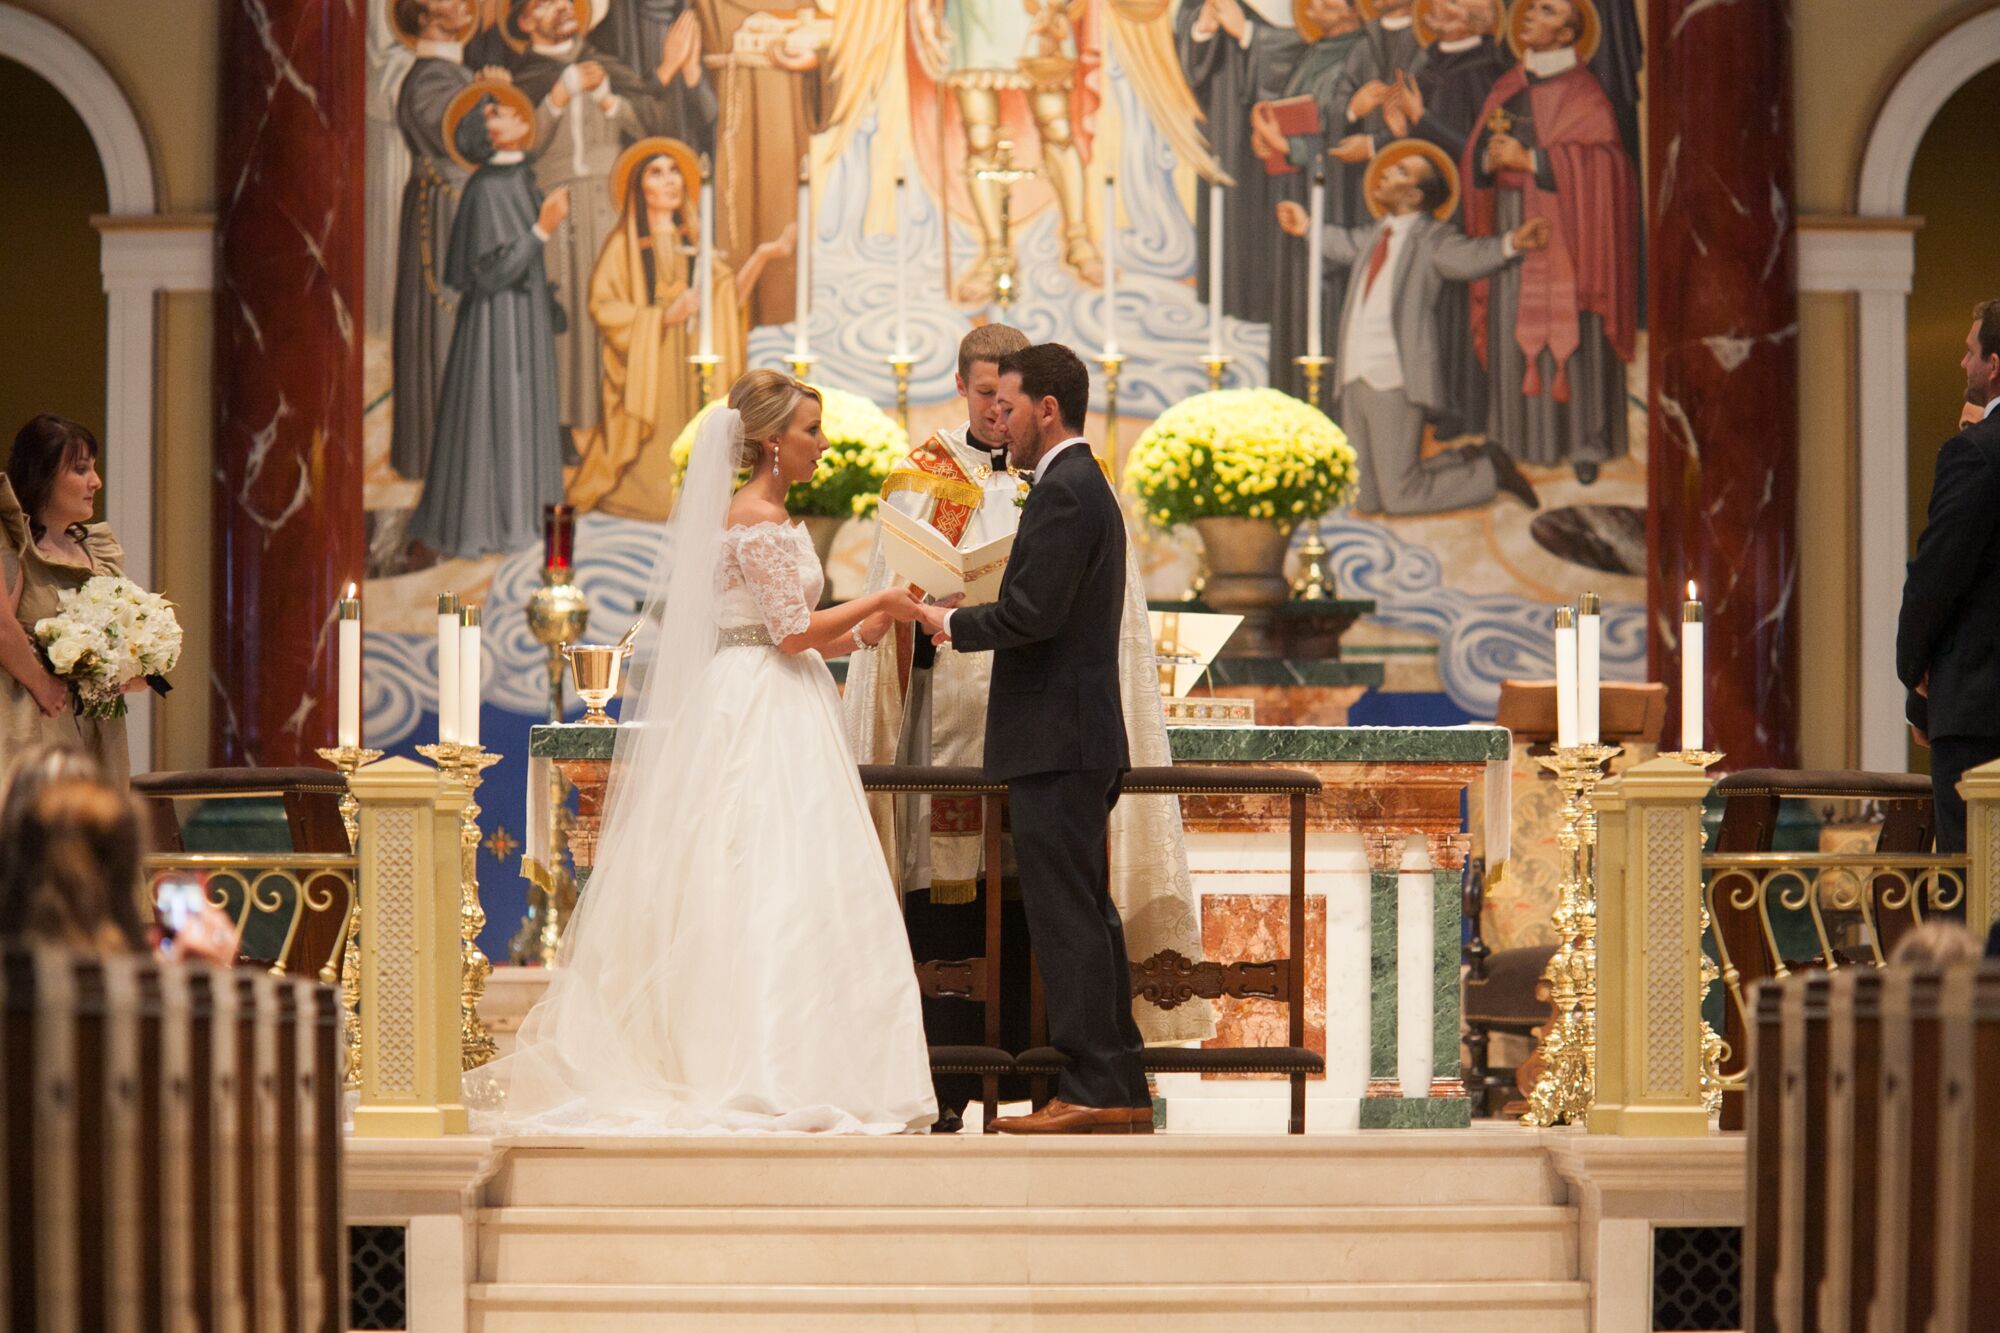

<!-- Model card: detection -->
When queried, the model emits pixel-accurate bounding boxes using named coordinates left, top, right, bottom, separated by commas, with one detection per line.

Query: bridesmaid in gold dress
left=566, top=137, right=793, bottom=521
left=0, top=416, right=133, bottom=787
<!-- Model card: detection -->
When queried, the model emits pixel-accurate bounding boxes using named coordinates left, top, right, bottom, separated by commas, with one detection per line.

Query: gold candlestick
left=887, top=353, right=915, bottom=437
left=691, top=353, right=722, bottom=406
left=419, top=741, right=503, bottom=1070
left=1294, top=353, right=1330, bottom=410
left=1521, top=741, right=1621, bottom=1127
left=1672, top=747, right=1727, bottom=1112
left=785, top=353, right=815, bottom=381
left=1094, top=351, right=1126, bottom=461
left=316, top=743, right=382, bottom=1090
left=1200, top=353, right=1234, bottom=392
left=1290, top=521, right=1332, bottom=601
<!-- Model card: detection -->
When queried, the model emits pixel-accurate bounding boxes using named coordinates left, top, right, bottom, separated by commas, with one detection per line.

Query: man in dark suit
left=1897, top=298, right=2000, bottom=854
left=916, top=343, right=1150, bottom=1134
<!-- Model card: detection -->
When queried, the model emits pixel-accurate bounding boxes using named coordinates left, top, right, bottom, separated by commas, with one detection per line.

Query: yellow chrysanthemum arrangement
left=670, top=384, right=907, bottom=519
left=1124, top=388, right=1356, bottom=530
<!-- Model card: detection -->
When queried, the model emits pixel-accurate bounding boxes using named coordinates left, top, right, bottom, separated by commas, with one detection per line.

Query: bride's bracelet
left=849, top=625, right=867, bottom=654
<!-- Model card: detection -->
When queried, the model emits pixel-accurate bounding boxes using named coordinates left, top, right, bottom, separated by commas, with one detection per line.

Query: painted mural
left=360, top=0, right=1650, bottom=956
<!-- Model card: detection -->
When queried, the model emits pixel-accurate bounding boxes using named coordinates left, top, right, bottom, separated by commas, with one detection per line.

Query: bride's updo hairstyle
left=728, top=369, right=822, bottom=470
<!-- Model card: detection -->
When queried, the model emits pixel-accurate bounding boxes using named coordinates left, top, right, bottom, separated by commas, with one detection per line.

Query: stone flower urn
left=1193, top=517, right=1299, bottom=656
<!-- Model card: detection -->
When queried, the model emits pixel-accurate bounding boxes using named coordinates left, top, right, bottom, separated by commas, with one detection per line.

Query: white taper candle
left=1207, top=181, right=1225, bottom=358
left=458, top=605, right=482, bottom=749
left=793, top=158, right=810, bottom=360
left=1682, top=583, right=1704, bottom=752
left=1102, top=174, right=1119, bottom=358
left=336, top=584, right=360, bottom=750
left=894, top=175, right=910, bottom=358
left=1577, top=590, right=1601, bottom=745
left=697, top=158, right=715, bottom=359
left=1305, top=163, right=1326, bottom=359
left=435, top=593, right=459, bottom=745
left=1554, top=605, right=1579, bottom=750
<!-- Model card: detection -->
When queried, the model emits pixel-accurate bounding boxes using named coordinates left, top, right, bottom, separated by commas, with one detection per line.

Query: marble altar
left=530, top=723, right=1508, bottom=1132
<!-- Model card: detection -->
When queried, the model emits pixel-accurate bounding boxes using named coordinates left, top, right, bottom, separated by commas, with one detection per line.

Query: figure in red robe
left=1460, top=0, right=1637, bottom=484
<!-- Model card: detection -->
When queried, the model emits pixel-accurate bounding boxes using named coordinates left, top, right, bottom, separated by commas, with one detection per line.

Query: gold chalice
left=563, top=641, right=634, bottom=725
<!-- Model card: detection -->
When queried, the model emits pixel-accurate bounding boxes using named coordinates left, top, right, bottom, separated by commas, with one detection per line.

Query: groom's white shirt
left=943, top=435, right=1090, bottom=634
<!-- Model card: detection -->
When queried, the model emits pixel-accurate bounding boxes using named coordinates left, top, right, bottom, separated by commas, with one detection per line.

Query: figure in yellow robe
left=567, top=138, right=794, bottom=520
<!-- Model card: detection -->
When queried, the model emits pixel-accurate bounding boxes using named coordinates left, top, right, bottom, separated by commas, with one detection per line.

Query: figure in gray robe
left=1326, top=5, right=1423, bottom=154
left=1396, top=30, right=1508, bottom=437
left=1176, top=0, right=1302, bottom=327
left=595, top=0, right=717, bottom=156
left=406, top=99, right=567, bottom=560
left=389, top=48, right=474, bottom=480
left=1262, top=13, right=1366, bottom=411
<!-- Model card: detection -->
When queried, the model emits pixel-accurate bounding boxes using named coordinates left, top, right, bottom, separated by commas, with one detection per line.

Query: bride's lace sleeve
left=728, top=525, right=813, bottom=643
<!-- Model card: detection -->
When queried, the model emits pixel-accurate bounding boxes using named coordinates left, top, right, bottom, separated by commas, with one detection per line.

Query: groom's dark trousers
left=949, top=441, right=1148, bottom=1109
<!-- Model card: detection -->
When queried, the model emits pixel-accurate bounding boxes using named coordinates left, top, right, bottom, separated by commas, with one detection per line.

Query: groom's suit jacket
left=950, top=442, right=1132, bottom=781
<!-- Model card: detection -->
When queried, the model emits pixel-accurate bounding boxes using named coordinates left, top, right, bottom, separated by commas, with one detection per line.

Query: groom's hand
left=915, top=595, right=962, bottom=645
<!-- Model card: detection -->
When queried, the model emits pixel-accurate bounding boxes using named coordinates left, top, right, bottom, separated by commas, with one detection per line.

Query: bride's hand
left=875, top=587, right=923, bottom=622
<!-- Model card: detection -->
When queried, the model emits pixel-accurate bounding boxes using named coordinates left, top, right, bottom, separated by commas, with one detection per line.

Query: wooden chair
left=1464, top=679, right=1667, bottom=1115
left=1015, top=765, right=1326, bottom=1134
left=859, top=765, right=1014, bottom=1129
left=132, top=767, right=352, bottom=978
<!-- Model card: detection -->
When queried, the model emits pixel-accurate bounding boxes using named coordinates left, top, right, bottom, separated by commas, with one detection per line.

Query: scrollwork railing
left=143, top=852, right=358, bottom=984
left=1702, top=851, right=1967, bottom=1096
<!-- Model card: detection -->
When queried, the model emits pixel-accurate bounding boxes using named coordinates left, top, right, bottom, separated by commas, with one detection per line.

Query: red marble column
left=1646, top=0, right=1799, bottom=766
left=212, top=0, right=367, bottom=765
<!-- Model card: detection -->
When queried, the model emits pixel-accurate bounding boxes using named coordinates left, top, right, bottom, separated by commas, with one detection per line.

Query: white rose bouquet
left=33, top=575, right=182, bottom=719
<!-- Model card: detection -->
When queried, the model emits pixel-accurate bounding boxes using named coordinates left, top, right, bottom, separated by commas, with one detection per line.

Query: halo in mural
left=610, top=136, right=702, bottom=214
left=1363, top=138, right=1461, bottom=219
left=441, top=80, right=537, bottom=173
left=386, top=0, right=476, bottom=47
left=1505, top=0, right=1601, bottom=63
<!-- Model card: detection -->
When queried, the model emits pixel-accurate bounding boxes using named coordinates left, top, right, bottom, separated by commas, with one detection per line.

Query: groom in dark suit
left=917, top=343, right=1151, bottom=1134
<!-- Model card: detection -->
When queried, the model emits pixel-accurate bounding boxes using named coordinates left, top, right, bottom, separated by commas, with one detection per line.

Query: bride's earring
left=770, top=447, right=781, bottom=482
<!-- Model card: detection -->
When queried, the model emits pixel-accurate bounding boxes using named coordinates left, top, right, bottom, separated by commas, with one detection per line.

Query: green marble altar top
left=1148, top=598, right=1378, bottom=617
left=530, top=722, right=1508, bottom=765
left=1167, top=725, right=1508, bottom=763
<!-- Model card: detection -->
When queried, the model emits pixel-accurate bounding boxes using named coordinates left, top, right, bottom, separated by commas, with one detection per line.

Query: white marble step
left=467, top=1279, right=1592, bottom=1332
left=477, top=1202, right=1579, bottom=1286
left=486, top=1130, right=1564, bottom=1210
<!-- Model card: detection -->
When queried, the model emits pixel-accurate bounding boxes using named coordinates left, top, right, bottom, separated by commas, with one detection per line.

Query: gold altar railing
left=1589, top=758, right=2000, bottom=1137
left=142, top=851, right=357, bottom=983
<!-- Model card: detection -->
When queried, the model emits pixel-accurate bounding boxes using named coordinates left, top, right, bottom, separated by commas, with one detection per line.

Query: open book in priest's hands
left=877, top=504, right=1015, bottom=604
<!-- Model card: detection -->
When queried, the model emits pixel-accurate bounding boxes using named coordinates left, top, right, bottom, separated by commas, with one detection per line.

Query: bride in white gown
left=469, top=369, right=938, bottom=1134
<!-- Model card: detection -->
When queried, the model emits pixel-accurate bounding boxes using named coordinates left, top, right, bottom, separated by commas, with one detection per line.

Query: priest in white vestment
left=844, top=327, right=1214, bottom=1069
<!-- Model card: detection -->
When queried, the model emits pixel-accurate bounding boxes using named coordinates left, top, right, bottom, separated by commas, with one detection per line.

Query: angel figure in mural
left=406, top=84, right=570, bottom=561
left=567, top=138, right=797, bottom=520
left=827, top=0, right=1229, bottom=307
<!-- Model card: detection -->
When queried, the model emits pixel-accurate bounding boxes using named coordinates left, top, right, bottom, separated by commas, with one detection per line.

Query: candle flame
left=345, top=581, right=357, bottom=599
left=1687, top=580, right=1697, bottom=600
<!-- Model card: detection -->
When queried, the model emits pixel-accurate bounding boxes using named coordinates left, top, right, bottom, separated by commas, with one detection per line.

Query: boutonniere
left=1010, top=468, right=1032, bottom=508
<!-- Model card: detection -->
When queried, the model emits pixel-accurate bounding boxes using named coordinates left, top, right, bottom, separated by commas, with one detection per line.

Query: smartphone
left=154, top=875, right=210, bottom=939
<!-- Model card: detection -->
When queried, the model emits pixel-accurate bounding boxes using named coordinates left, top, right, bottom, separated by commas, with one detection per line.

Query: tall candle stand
left=886, top=353, right=915, bottom=437
left=315, top=743, right=382, bottom=1090
left=1094, top=352, right=1125, bottom=461
left=1521, top=741, right=1620, bottom=1127
left=785, top=354, right=815, bottom=382
left=690, top=353, right=721, bottom=406
left=419, top=741, right=503, bottom=1070
left=1673, top=747, right=1727, bottom=1112
left=1200, top=352, right=1233, bottom=392
left=521, top=568, right=589, bottom=963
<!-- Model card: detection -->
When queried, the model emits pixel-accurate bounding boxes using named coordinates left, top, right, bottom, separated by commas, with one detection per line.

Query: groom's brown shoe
left=990, top=1098, right=1154, bottom=1135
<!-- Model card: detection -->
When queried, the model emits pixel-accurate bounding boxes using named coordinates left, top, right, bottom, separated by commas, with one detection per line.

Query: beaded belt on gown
left=717, top=623, right=775, bottom=648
